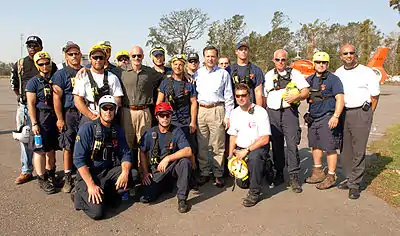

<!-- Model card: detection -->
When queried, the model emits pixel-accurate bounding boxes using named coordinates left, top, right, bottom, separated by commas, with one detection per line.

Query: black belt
left=344, top=106, right=362, bottom=111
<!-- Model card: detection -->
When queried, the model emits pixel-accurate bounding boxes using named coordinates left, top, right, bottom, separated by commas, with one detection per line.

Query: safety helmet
left=171, top=54, right=187, bottom=65
left=312, top=51, right=330, bottom=63
left=12, top=126, right=31, bottom=144
left=150, top=47, right=165, bottom=57
left=96, top=40, right=112, bottom=50
left=89, top=45, right=106, bottom=56
left=115, top=50, right=129, bottom=60
left=154, top=102, right=173, bottom=115
left=228, top=156, right=249, bottom=180
left=33, top=51, right=52, bottom=70
left=99, top=95, right=118, bottom=113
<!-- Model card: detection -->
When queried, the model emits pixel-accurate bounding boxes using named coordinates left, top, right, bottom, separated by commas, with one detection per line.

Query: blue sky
left=1, top=0, right=398, bottom=64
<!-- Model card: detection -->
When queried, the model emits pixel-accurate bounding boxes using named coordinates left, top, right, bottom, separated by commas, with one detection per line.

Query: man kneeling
left=72, top=95, right=138, bottom=220
left=228, top=83, right=272, bottom=207
left=139, top=102, right=193, bottom=213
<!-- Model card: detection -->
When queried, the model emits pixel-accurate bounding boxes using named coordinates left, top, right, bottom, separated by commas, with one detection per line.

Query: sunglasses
left=118, top=57, right=129, bottom=62
left=314, top=61, right=328, bottom=65
left=235, top=93, right=248, bottom=98
left=37, top=62, right=51, bottom=67
left=27, top=44, right=40, bottom=49
left=92, top=56, right=105, bottom=61
left=274, top=58, right=286, bottom=62
left=131, top=54, right=143, bottom=59
left=157, top=113, right=171, bottom=118
left=343, top=51, right=355, bottom=55
left=188, top=60, right=199, bottom=64
left=67, top=52, right=80, bottom=57
left=101, top=106, right=115, bottom=111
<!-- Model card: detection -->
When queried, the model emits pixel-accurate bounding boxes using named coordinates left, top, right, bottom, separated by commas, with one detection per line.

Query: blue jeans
left=16, top=103, right=33, bottom=174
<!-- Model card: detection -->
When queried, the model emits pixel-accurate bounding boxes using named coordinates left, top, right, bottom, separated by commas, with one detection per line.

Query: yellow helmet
left=228, top=156, right=249, bottom=180
left=96, top=40, right=112, bottom=50
left=33, top=51, right=52, bottom=70
left=312, top=51, right=330, bottom=63
left=115, top=50, right=129, bottom=60
left=150, top=46, right=165, bottom=57
left=171, top=54, right=187, bottom=65
left=89, top=45, right=106, bottom=56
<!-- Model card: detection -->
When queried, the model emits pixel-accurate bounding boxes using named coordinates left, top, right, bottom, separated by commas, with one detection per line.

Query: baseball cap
left=26, top=36, right=42, bottom=46
left=62, top=41, right=80, bottom=53
left=152, top=50, right=164, bottom=57
left=236, top=41, right=249, bottom=50
left=187, top=53, right=199, bottom=61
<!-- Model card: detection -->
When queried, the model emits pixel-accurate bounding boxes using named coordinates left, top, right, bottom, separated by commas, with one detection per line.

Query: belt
left=127, top=105, right=149, bottom=110
left=66, top=107, right=78, bottom=112
left=344, top=106, right=362, bottom=111
left=199, top=102, right=224, bottom=108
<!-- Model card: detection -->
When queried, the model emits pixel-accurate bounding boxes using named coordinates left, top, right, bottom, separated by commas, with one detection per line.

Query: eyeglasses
left=27, top=44, right=40, bottom=49
left=101, top=106, right=115, bottom=111
left=314, top=61, right=328, bottom=65
left=342, top=51, right=355, bottom=55
left=235, top=93, right=248, bottom=98
left=157, top=113, right=171, bottom=118
left=92, top=56, right=105, bottom=61
left=118, top=56, right=129, bottom=62
left=37, top=62, right=50, bottom=67
left=131, top=54, right=143, bottom=59
left=67, top=52, right=80, bottom=57
left=274, top=58, right=286, bottom=62
left=188, top=60, right=199, bottom=64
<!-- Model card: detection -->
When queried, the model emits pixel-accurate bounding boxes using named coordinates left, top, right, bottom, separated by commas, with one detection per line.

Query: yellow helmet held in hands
left=228, top=155, right=249, bottom=180
left=33, top=51, right=52, bottom=70
left=312, top=51, right=330, bottom=63
left=115, top=50, right=129, bottom=60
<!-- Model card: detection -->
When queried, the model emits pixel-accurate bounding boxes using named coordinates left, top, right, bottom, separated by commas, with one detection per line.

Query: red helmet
left=154, top=102, right=173, bottom=115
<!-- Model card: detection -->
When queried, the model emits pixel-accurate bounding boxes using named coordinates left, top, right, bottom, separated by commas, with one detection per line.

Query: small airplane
left=290, top=47, right=390, bottom=84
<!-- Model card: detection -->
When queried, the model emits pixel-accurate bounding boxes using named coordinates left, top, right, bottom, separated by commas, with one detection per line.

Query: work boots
left=47, top=169, right=59, bottom=188
left=178, top=199, right=189, bottom=213
left=316, top=173, right=337, bottom=190
left=243, top=191, right=262, bottom=207
left=38, top=173, right=56, bottom=194
left=289, top=173, right=303, bottom=193
left=62, top=172, right=74, bottom=193
left=305, top=167, right=326, bottom=184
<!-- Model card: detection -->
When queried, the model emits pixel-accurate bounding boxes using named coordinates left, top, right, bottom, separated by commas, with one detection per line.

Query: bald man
left=120, top=46, right=163, bottom=167
left=263, top=49, right=309, bottom=193
left=335, top=44, right=380, bottom=199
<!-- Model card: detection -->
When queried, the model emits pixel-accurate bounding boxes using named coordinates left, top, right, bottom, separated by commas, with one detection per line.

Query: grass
left=366, top=124, right=400, bottom=207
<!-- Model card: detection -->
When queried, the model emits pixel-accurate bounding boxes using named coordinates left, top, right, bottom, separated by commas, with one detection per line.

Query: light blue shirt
left=194, top=66, right=234, bottom=118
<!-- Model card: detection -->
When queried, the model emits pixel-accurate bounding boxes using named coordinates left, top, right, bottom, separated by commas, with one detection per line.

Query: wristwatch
left=333, top=114, right=340, bottom=118
left=246, top=147, right=251, bottom=152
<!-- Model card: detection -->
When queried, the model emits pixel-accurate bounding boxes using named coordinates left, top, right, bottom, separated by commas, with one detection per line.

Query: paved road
left=0, top=80, right=399, bottom=235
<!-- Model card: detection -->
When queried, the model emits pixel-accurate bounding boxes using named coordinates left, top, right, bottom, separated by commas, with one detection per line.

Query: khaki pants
left=121, top=107, right=151, bottom=149
left=197, top=105, right=226, bottom=177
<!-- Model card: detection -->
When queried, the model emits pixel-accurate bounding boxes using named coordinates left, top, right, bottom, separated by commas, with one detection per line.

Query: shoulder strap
left=87, top=70, right=99, bottom=91
left=64, top=64, right=78, bottom=78
left=163, top=125, right=175, bottom=156
left=167, top=77, right=174, bottom=97
left=91, top=119, right=104, bottom=160
left=103, top=71, right=109, bottom=87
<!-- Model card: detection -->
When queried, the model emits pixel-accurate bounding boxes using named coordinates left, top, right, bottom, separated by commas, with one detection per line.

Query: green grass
left=366, top=124, right=400, bottom=207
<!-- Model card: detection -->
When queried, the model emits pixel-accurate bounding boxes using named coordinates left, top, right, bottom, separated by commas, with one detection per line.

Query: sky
left=1, top=0, right=398, bottom=64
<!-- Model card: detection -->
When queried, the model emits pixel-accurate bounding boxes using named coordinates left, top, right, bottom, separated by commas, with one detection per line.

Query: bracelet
left=32, top=123, right=38, bottom=127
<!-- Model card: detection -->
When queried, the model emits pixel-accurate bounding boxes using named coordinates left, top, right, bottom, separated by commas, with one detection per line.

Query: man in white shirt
left=194, top=46, right=234, bottom=187
left=73, top=45, right=123, bottom=124
left=228, top=83, right=271, bottom=207
left=263, top=49, right=309, bottom=193
left=335, top=44, right=380, bottom=200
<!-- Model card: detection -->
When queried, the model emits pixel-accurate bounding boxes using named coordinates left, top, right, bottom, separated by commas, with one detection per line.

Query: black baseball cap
left=188, top=53, right=199, bottom=61
left=26, top=36, right=42, bottom=47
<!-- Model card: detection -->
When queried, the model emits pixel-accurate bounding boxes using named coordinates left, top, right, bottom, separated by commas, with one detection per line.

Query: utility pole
left=20, top=33, right=24, bottom=58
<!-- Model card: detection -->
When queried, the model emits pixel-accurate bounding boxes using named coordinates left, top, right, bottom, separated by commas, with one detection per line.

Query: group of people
left=10, top=35, right=380, bottom=220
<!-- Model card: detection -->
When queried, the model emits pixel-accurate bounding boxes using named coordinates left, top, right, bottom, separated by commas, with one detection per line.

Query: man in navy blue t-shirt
left=305, top=52, right=344, bottom=190
left=52, top=41, right=83, bottom=193
left=139, top=102, right=192, bottom=213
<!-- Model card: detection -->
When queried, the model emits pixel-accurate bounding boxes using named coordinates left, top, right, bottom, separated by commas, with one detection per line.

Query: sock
left=314, top=164, right=322, bottom=168
left=328, top=171, right=335, bottom=175
left=65, top=170, right=72, bottom=174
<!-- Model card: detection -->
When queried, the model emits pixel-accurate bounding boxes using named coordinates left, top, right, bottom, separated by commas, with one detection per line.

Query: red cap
left=155, top=102, right=173, bottom=115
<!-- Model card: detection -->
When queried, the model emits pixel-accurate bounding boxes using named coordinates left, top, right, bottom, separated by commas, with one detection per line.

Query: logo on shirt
left=184, top=90, right=189, bottom=94
left=321, top=84, right=326, bottom=91
left=76, top=135, right=80, bottom=142
left=168, top=142, right=173, bottom=150
left=248, top=121, right=256, bottom=128
left=250, top=74, right=254, bottom=79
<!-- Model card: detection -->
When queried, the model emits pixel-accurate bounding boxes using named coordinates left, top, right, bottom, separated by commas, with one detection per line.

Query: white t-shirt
left=72, top=69, right=123, bottom=113
left=227, top=104, right=271, bottom=148
left=335, top=64, right=380, bottom=108
left=263, top=68, right=309, bottom=109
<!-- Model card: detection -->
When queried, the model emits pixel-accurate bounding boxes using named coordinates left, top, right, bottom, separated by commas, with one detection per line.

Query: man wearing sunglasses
left=97, top=41, right=123, bottom=82
left=139, top=102, right=192, bottom=213
left=231, top=41, right=264, bottom=107
left=72, top=95, right=138, bottom=220
left=115, top=50, right=130, bottom=69
left=304, top=52, right=344, bottom=190
left=186, top=53, right=200, bottom=79
left=10, top=36, right=57, bottom=184
left=335, top=45, right=380, bottom=200
left=263, top=49, right=309, bottom=193
left=228, top=83, right=272, bottom=207
left=73, top=45, right=123, bottom=124
left=120, top=46, right=163, bottom=168
left=52, top=41, right=83, bottom=193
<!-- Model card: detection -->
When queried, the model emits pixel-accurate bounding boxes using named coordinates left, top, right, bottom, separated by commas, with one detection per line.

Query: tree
left=294, top=19, right=329, bottom=59
left=383, top=32, right=399, bottom=75
left=390, top=0, right=400, bottom=27
left=0, top=61, right=12, bottom=76
left=146, top=8, right=209, bottom=56
left=207, top=15, right=246, bottom=62
left=357, top=19, right=382, bottom=64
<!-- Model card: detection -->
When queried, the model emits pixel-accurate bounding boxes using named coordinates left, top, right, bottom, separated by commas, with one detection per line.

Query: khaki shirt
left=121, top=64, right=163, bottom=106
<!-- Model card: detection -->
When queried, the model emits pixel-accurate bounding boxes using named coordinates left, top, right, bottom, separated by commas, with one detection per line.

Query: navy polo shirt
left=73, top=122, right=132, bottom=170
left=25, top=76, right=53, bottom=109
left=52, top=67, right=79, bottom=109
left=306, top=72, right=344, bottom=118
left=158, top=78, right=197, bottom=126
left=230, top=63, right=264, bottom=103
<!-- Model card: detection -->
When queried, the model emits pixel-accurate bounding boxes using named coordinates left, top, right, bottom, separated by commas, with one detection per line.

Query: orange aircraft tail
left=366, top=47, right=389, bottom=84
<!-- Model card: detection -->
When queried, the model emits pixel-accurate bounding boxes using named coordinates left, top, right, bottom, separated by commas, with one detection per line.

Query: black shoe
left=47, top=169, right=60, bottom=188
left=197, top=175, right=210, bottom=186
left=289, top=173, right=303, bottom=193
left=242, top=192, right=261, bottom=207
left=349, top=188, right=360, bottom=200
left=178, top=199, right=189, bottom=213
left=273, top=170, right=285, bottom=187
left=337, top=179, right=349, bottom=190
left=38, top=174, right=56, bottom=194
left=213, top=177, right=225, bottom=188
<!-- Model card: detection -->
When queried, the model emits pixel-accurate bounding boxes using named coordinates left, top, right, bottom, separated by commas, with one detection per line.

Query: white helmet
left=12, top=126, right=31, bottom=144
left=98, top=95, right=118, bottom=113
